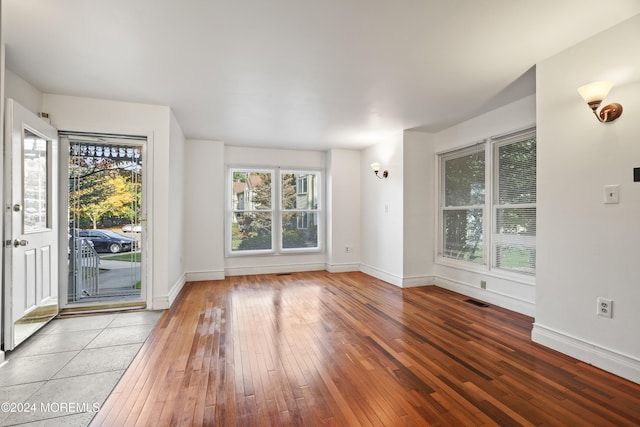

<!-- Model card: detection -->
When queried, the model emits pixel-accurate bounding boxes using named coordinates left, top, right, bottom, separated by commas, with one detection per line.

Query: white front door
left=3, top=99, right=59, bottom=350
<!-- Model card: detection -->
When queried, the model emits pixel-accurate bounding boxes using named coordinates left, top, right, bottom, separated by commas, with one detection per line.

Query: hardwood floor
left=91, top=272, right=640, bottom=426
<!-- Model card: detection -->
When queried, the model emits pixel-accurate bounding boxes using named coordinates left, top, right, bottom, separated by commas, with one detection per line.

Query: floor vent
left=276, top=273, right=292, bottom=276
left=464, top=299, right=489, bottom=308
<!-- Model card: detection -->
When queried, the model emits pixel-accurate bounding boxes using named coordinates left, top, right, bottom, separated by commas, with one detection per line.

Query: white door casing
left=3, top=99, right=59, bottom=350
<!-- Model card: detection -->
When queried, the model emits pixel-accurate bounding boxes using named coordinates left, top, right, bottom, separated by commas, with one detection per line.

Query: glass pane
left=282, top=212, right=318, bottom=249
left=443, top=209, right=483, bottom=263
left=282, top=173, right=318, bottom=210
left=496, top=245, right=535, bottom=274
left=231, top=212, right=272, bottom=251
left=496, top=207, right=536, bottom=235
left=231, top=171, right=272, bottom=210
left=497, top=138, right=536, bottom=204
left=495, top=207, right=535, bottom=274
left=68, top=141, right=144, bottom=303
left=444, top=150, right=485, bottom=207
left=23, top=129, right=49, bottom=232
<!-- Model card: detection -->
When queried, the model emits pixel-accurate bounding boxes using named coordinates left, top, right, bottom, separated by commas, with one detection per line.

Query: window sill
left=435, top=257, right=535, bottom=287
left=226, top=248, right=323, bottom=258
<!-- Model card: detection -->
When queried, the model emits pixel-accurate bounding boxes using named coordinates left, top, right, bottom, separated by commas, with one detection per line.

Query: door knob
left=13, top=239, right=28, bottom=247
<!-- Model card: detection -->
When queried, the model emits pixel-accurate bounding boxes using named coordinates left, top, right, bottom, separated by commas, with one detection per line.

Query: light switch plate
left=604, top=185, right=620, bottom=204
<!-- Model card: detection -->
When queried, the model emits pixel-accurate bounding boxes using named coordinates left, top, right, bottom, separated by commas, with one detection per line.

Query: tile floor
left=0, top=310, right=164, bottom=426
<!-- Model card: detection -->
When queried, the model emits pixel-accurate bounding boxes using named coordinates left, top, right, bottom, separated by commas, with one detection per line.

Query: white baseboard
left=402, top=275, right=434, bottom=288
left=225, top=262, right=326, bottom=277
left=168, top=272, right=187, bottom=305
left=325, top=262, right=360, bottom=273
left=358, top=264, right=434, bottom=288
left=186, top=270, right=225, bottom=282
left=435, top=275, right=535, bottom=316
left=156, top=272, right=187, bottom=309
left=152, top=296, right=170, bottom=310
left=359, top=264, right=403, bottom=287
left=532, top=323, right=640, bottom=385
left=0, top=351, right=5, bottom=366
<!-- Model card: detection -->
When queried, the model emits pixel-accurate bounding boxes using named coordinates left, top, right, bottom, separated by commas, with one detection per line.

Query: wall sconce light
left=370, top=162, right=388, bottom=179
left=577, top=81, right=623, bottom=123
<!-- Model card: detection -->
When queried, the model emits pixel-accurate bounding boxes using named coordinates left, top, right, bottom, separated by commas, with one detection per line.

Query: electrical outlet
left=597, top=297, right=613, bottom=318
left=480, top=280, right=486, bottom=289
left=345, top=246, right=353, bottom=253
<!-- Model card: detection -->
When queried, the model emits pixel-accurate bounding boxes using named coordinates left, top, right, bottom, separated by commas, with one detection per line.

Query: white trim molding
left=435, top=275, right=535, bottom=316
left=152, top=296, right=170, bottom=311
left=532, top=323, right=640, bottom=385
left=225, top=262, right=326, bottom=277
left=186, top=270, right=225, bottom=282
left=402, top=275, right=434, bottom=288
left=359, top=264, right=403, bottom=287
left=359, top=265, right=434, bottom=289
left=325, top=262, right=361, bottom=273
left=167, top=273, right=187, bottom=307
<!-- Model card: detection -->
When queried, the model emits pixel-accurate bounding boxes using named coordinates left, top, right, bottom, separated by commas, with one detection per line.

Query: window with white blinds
left=492, top=128, right=536, bottom=275
left=441, top=145, right=486, bottom=264
left=438, top=127, right=536, bottom=276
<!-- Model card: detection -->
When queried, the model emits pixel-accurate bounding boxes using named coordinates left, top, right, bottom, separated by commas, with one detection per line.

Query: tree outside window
left=231, top=171, right=272, bottom=251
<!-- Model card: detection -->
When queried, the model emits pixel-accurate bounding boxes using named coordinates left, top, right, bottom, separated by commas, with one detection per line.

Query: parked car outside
left=122, top=224, right=142, bottom=233
left=78, top=229, right=135, bottom=253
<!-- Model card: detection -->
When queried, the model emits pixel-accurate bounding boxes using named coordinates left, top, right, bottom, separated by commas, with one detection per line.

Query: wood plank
left=92, top=272, right=640, bottom=426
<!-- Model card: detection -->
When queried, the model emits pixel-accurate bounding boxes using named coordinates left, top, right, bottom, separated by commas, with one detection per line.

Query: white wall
left=224, top=146, right=327, bottom=275
left=402, top=131, right=435, bottom=286
left=41, top=94, right=177, bottom=310
left=4, top=68, right=42, bottom=115
left=1, top=29, right=5, bottom=364
left=167, top=111, right=186, bottom=303
left=433, top=95, right=537, bottom=315
left=533, top=14, right=640, bottom=383
left=326, top=149, right=361, bottom=272
left=360, top=132, right=405, bottom=286
left=183, top=139, right=225, bottom=281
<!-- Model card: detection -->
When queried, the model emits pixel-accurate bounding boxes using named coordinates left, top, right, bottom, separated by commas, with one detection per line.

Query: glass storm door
left=3, top=99, right=59, bottom=350
left=63, top=134, right=145, bottom=307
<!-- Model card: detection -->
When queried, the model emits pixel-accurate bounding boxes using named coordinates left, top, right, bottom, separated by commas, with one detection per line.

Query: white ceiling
left=3, top=1, right=640, bottom=151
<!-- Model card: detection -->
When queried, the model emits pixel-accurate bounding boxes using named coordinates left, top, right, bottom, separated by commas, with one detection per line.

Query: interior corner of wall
left=166, top=273, right=187, bottom=307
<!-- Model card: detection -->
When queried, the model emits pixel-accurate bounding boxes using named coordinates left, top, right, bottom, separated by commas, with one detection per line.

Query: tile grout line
left=0, top=311, right=164, bottom=426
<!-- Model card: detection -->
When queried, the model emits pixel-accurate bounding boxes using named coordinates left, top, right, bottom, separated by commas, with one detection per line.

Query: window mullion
left=274, top=168, right=280, bottom=253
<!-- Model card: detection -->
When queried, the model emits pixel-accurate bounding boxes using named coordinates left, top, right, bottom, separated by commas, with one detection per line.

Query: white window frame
left=437, top=126, right=536, bottom=278
left=226, top=166, right=323, bottom=256
left=491, top=128, right=536, bottom=276
left=228, top=167, right=275, bottom=256
left=438, top=142, right=489, bottom=268
left=280, top=169, right=321, bottom=253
